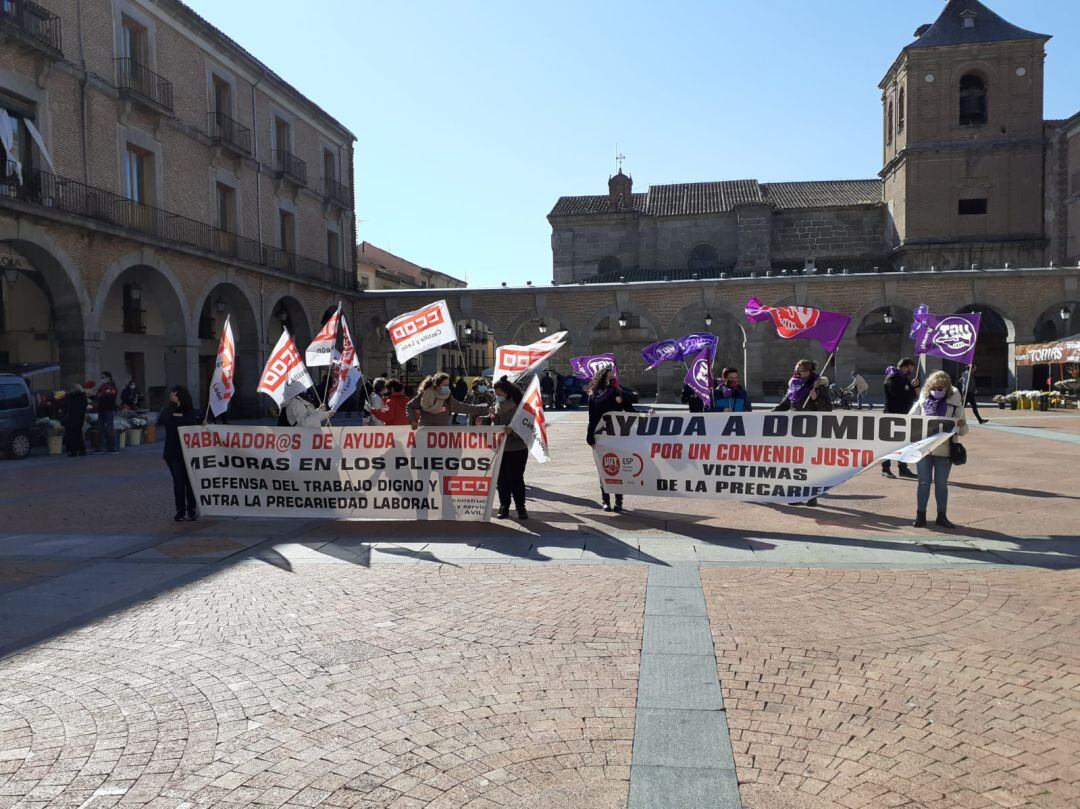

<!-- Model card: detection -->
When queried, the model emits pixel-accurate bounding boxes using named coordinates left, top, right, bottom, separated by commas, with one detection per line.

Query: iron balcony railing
left=323, top=176, right=348, bottom=207
left=0, top=0, right=62, bottom=57
left=206, top=111, right=252, bottom=155
left=122, top=307, right=146, bottom=334
left=115, top=58, right=174, bottom=113
left=0, top=163, right=355, bottom=290
left=273, top=149, right=307, bottom=185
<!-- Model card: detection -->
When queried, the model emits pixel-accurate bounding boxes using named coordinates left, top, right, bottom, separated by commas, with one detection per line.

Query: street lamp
left=465, top=324, right=473, bottom=337
left=883, top=310, right=894, bottom=325
left=618, top=312, right=629, bottom=328
left=215, top=297, right=226, bottom=314
left=704, top=312, right=713, bottom=327
left=1061, top=306, right=1071, bottom=322
left=1, top=266, right=17, bottom=285
left=537, top=320, right=547, bottom=334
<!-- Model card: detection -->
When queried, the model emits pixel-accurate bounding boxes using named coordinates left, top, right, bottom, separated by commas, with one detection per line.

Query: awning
left=1014, top=335, right=1080, bottom=366
left=22, top=118, right=55, bottom=173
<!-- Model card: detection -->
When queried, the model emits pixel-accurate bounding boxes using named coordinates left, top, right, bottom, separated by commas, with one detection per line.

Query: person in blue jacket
left=712, top=367, right=752, bottom=412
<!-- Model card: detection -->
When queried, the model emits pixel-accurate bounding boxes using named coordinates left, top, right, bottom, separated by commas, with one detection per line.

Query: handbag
left=949, top=438, right=967, bottom=466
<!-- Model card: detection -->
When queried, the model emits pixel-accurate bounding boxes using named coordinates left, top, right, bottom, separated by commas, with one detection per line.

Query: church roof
left=761, top=180, right=882, bottom=209
left=549, top=179, right=882, bottom=218
left=644, top=180, right=765, bottom=216
left=907, top=0, right=1049, bottom=50
left=548, top=193, right=647, bottom=217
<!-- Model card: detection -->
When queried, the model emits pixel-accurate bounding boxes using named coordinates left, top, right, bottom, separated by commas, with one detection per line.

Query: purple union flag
left=911, top=312, right=981, bottom=365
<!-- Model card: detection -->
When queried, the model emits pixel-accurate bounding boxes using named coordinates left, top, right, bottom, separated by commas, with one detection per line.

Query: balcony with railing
left=115, top=58, right=174, bottom=113
left=206, top=112, right=252, bottom=156
left=0, top=163, right=356, bottom=290
left=0, top=0, right=62, bottom=58
left=122, top=307, right=146, bottom=334
left=323, top=176, right=349, bottom=208
left=273, top=149, right=306, bottom=185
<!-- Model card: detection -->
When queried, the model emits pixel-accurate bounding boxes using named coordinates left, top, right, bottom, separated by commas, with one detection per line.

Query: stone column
left=1008, top=334, right=1034, bottom=391
left=744, top=336, right=767, bottom=402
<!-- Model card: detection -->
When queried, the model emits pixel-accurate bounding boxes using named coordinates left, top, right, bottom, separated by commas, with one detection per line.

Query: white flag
left=208, top=315, right=235, bottom=417
left=509, top=376, right=550, bottom=463
left=494, top=338, right=566, bottom=382
left=386, top=300, right=457, bottom=364
left=534, top=330, right=568, bottom=346
left=258, top=328, right=314, bottom=406
left=327, top=317, right=362, bottom=413
left=306, top=305, right=341, bottom=367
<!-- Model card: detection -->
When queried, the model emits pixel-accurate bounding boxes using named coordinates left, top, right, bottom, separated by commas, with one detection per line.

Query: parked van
left=0, top=373, right=37, bottom=459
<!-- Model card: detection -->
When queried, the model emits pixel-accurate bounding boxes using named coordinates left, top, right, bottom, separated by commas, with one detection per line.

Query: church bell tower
left=880, top=0, right=1050, bottom=270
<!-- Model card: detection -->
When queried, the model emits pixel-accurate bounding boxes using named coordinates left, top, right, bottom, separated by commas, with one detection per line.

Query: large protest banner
left=592, top=412, right=957, bottom=504
left=179, top=425, right=506, bottom=520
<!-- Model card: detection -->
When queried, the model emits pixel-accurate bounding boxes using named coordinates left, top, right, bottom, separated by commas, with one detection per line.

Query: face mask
left=476, top=386, right=487, bottom=394
left=931, top=389, right=947, bottom=399
left=495, top=394, right=506, bottom=404
left=437, top=386, right=450, bottom=397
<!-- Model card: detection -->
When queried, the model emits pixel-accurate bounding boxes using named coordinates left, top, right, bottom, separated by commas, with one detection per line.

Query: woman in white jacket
left=908, top=370, right=968, bottom=529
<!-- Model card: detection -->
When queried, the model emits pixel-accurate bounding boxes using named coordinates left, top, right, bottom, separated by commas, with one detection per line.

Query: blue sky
left=188, top=0, right=1080, bottom=288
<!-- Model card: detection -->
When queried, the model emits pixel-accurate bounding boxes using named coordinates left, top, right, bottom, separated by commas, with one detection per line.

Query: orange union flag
left=386, top=300, right=457, bottom=364
left=208, top=315, right=235, bottom=417
left=257, top=327, right=314, bottom=406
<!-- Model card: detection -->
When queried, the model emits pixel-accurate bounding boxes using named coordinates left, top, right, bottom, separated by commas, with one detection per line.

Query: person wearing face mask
left=159, top=385, right=198, bottom=521
left=491, top=378, right=530, bottom=519
left=713, top=367, right=752, bottom=412
left=465, top=377, right=495, bottom=425
left=772, top=359, right=831, bottom=413
left=369, top=379, right=410, bottom=425
left=882, top=358, right=920, bottom=479
left=407, top=373, right=491, bottom=427
left=586, top=367, right=637, bottom=512
left=908, top=370, right=968, bottom=529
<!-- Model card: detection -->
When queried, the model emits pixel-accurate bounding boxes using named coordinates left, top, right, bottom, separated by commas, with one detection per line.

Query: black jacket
left=681, top=384, right=705, bottom=413
left=64, top=390, right=88, bottom=430
left=586, top=386, right=636, bottom=445
left=159, top=407, right=197, bottom=462
left=883, top=372, right=919, bottom=414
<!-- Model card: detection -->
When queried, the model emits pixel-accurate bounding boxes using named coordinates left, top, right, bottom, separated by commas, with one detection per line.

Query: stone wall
left=770, top=207, right=884, bottom=265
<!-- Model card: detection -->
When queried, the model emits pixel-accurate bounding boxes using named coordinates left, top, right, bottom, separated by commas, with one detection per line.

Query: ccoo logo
left=772, top=306, right=820, bottom=338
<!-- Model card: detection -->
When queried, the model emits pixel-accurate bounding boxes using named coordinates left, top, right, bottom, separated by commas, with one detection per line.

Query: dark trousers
left=881, top=411, right=910, bottom=473
left=601, top=489, right=623, bottom=507
left=99, top=411, right=115, bottom=451
left=65, top=425, right=85, bottom=455
left=966, top=391, right=984, bottom=422
left=166, top=457, right=196, bottom=515
left=497, top=450, right=528, bottom=510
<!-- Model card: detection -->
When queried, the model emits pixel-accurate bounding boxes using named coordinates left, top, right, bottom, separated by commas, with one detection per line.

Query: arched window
left=959, top=74, right=987, bottom=126
left=597, top=255, right=621, bottom=276
left=886, top=101, right=894, bottom=144
left=687, top=243, right=719, bottom=273
left=897, top=88, right=906, bottom=133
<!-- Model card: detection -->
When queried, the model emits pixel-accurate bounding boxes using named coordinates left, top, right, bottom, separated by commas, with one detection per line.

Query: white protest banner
left=327, top=316, right=362, bottom=413
left=494, top=338, right=566, bottom=382
left=509, top=376, right=550, bottom=462
left=386, top=300, right=456, bottom=364
left=208, top=315, right=235, bottom=417
left=179, top=425, right=507, bottom=521
left=306, top=305, right=341, bottom=367
left=258, top=328, right=315, bottom=406
left=592, top=412, right=957, bottom=504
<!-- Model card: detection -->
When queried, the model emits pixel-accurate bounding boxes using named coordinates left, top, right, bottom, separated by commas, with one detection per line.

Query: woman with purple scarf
left=772, top=359, right=832, bottom=413
left=908, top=370, right=968, bottom=529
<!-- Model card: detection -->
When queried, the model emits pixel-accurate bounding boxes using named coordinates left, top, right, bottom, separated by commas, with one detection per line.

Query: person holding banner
left=882, top=358, right=920, bottom=479
left=159, top=385, right=198, bottom=522
left=492, top=378, right=530, bottom=520
left=465, top=377, right=495, bottom=424
left=772, top=359, right=831, bottom=413
left=408, top=373, right=491, bottom=427
left=369, top=379, right=410, bottom=425
left=908, top=371, right=968, bottom=529
left=586, top=367, right=635, bottom=512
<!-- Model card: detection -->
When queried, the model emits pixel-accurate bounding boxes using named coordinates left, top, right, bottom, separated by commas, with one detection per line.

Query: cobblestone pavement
left=0, top=565, right=644, bottom=809
left=703, top=567, right=1080, bottom=809
left=0, top=411, right=1078, bottom=808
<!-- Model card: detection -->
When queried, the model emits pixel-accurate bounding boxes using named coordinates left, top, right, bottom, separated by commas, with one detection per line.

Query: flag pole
left=802, top=352, right=836, bottom=409
left=320, top=302, right=342, bottom=408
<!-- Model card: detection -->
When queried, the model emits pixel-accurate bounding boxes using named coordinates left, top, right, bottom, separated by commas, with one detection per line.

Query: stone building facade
left=0, top=0, right=355, bottom=413
left=549, top=0, right=1080, bottom=283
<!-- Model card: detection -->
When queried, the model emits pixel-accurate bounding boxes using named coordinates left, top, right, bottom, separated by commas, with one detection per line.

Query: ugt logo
left=602, top=453, right=620, bottom=477
left=693, top=360, right=710, bottom=387
left=390, top=304, right=445, bottom=345
left=772, top=306, right=820, bottom=338
left=442, top=476, right=491, bottom=496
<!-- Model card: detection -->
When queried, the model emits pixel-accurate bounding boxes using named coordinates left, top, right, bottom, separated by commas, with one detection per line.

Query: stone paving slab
left=633, top=708, right=734, bottom=768
left=628, top=765, right=742, bottom=808
left=641, top=615, right=715, bottom=655
left=636, top=653, right=725, bottom=711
